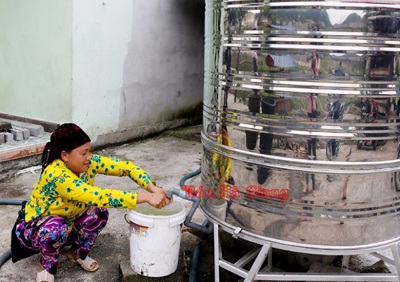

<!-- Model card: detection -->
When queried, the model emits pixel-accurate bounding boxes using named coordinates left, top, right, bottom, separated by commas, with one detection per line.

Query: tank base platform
left=207, top=212, right=400, bottom=281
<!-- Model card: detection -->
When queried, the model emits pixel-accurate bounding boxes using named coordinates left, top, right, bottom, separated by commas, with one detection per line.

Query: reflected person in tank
left=252, top=51, right=259, bottom=76
left=310, top=52, right=320, bottom=78
left=325, top=69, right=345, bottom=164
left=305, top=94, right=320, bottom=193
left=11, top=123, right=171, bottom=282
left=212, top=125, right=235, bottom=188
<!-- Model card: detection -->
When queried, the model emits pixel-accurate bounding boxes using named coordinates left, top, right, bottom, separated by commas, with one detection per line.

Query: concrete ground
left=0, top=124, right=396, bottom=282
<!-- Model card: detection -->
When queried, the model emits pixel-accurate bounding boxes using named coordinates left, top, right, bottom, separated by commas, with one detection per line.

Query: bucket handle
left=124, top=213, right=154, bottom=228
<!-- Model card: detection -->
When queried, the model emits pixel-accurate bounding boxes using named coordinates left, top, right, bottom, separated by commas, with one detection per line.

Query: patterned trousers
left=15, top=206, right=109, bottom=274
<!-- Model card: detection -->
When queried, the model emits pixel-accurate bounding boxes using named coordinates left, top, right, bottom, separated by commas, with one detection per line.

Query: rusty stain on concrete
left=0, top=142, right=46, bottom=163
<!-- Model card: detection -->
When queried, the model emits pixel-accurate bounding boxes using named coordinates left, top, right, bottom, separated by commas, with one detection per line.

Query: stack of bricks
left=0, top=119, right=45, bottom=144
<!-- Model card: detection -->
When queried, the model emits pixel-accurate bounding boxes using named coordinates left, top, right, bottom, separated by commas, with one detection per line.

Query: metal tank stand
left=212, top=222, right=400, bottom=282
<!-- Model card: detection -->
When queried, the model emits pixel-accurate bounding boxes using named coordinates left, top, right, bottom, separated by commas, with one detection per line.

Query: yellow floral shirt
left=24, top=154, right=152, bottom=223
left=212, top=135, right=232, bottom=181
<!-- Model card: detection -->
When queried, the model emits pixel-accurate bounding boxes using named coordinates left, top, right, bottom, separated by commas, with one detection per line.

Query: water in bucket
left=134, top=202, right=184, bottom=216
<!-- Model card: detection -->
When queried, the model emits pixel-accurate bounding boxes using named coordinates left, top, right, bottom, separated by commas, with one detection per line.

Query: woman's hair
left=41, top=123, right=91, bottom=172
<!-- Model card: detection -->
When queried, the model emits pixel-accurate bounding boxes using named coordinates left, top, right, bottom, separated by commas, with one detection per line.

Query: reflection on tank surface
left=202, top=1, right=400, bottom=247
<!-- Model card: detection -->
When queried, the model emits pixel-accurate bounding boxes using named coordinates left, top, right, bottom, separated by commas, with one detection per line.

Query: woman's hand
left=137, top=191, right=169, bottom=209
left=147, top=193, right=169, bottom=209
left=147, top=182, right=167, bottom=194
left=144, top=182, right=172, bottom=207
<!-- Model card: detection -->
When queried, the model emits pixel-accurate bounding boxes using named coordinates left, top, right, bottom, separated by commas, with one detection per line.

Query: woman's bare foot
left=66, top=250, right=78, bottom=261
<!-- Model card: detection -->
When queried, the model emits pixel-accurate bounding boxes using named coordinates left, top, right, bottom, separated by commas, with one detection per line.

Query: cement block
left=0, top=120, right=12, bottom=131
left=0, top=132, right=13, bottom=142
left=13, top=126, right=30, bottom=140
left=3, top=132, right=14, bottom=142
left=0, top=119, right=44, bottom=137
left=19, top=123, right=44, bottom=137
left=9, top=128, right=24, bottom=141
left=0, top=133, right=5, bottom=144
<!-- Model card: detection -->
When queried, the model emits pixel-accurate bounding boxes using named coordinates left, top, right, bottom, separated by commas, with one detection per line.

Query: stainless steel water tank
left=201, top=0, right=400, bottom=248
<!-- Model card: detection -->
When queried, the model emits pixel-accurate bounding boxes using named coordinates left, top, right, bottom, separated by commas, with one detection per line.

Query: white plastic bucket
left=126, top=201, right=186, bottom=277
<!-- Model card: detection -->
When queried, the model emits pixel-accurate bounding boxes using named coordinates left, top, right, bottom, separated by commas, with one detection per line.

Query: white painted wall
left=0, top=0, right=204, bottom=144
left=0, top=1, right=73, bottom=122
left=120, top=0, right=205, bottom=129
left=72, top=0, right=133, bottom=136
left=73, top=0, right=205, bottom=141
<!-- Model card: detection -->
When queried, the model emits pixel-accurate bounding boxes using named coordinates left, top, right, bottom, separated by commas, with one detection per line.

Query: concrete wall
left=72, top=0, right=133, bottom=136
left=0, top=1, right=73, bottom=121
left=0, top=0, right=204, bottom=145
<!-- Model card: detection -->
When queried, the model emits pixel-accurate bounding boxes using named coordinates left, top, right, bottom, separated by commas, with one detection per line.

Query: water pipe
left=0, top=249, right=12, bottom=269
left=167, top=188, right=213, bottom=234
left=189, top=219, right=210, bottom=282
left=177, top=167, right=214, bottom=282
left=0, top=199, right=24, bottom=205
left=0, top=199, right=23, bottom=269
left=179, top=167, right=201, bottom=188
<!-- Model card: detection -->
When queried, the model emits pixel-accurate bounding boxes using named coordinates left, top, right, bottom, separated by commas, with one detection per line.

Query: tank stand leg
left=212, top=222, right=400, bottom=281
left=390, top=243, right=400, bottom=279
left=342, top=255, right=350, bottom=268
left=267, top=247, right=273, bottom=271
left=244, top=243, right=271, bottom=282
left=213, top=222, right=272, bottom=281
left=213, top=222, right=220, bottom=282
